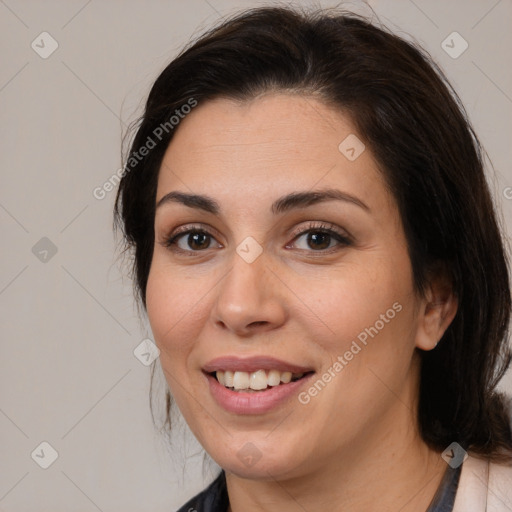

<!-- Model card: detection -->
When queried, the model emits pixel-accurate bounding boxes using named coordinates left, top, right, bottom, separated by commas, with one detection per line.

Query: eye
left=160, top=221, right=351, bottom=256
left=287, top=222, right=352, bottom=253
left=162, top=224, right=221, bottom=255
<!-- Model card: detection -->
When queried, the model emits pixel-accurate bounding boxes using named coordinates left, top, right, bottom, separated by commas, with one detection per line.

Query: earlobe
left=415, top=277, right=458, bottom=351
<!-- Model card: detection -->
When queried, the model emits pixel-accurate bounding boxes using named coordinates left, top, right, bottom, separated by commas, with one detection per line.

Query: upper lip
left=202, top=356, right=314, bottom=374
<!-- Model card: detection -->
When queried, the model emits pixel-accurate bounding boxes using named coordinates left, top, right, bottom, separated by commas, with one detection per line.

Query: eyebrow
left=155, top=188, right=370, bottom=215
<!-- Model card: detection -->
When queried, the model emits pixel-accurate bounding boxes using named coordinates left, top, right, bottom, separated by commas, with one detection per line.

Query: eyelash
left=161, top=221, right=352, bottom=256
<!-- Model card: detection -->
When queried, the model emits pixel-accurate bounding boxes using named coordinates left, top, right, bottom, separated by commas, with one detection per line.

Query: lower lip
left=204, top=372, right=314, bottom=415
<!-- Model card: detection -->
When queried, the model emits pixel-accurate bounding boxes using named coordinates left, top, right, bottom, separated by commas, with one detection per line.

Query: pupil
left=309, top=232, right=329, bottom=250
left=190, top=232, right=209, bottom=250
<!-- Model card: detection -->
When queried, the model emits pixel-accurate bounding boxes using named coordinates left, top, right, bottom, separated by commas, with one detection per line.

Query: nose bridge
left=212, top=245, right=286, bottom=334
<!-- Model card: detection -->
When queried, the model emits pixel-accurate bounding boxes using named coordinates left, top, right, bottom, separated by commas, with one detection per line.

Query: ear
left=415, top=264, right=458, bottom=351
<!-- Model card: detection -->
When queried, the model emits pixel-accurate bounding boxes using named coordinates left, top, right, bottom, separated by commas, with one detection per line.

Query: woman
left=114, top=6, right=512, bottom=511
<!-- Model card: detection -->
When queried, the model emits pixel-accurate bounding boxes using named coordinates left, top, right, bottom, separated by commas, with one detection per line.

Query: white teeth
left=267, top=370, right=281, bottom=387
left=250, top=370, right=268, bottom=390
left=224, top=370, right=234, bottom=387
left=280, top=371, right=292, bottom=384
left=214, top=369, right=306, bottom=391
left=233, top=371, right=250, bottom=390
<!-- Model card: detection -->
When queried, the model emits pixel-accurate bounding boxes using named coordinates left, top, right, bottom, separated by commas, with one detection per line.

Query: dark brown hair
left=114, top=6, right=512, bottom=462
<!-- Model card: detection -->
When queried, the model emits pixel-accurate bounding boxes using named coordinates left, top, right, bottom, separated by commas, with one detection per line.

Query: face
left=146, top=93, right=427, bottom=479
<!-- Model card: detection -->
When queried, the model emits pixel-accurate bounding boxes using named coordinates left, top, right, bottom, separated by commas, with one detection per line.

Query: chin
left=208, top=441, right=307, bottom=481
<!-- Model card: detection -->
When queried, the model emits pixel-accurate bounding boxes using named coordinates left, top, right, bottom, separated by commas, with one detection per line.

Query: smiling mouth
left=207, top=369, right=314, bottom=392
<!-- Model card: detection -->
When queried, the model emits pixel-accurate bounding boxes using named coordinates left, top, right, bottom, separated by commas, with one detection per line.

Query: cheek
left=145, top=263, right=204, bottom=371
left=304, top=256, right=418, bottom=390
left=292, top=266, right=418, bottom=441
left=145, top=265, right=209, bottom=421
left=303, top=261, right=409, bottom=341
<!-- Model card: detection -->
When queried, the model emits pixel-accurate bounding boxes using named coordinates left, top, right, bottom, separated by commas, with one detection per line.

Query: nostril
left=249, top=321, right=267, bottom=328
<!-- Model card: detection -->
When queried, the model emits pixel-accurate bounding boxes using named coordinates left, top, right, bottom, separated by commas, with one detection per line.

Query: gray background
left=1, top=0, right=511, bottom=510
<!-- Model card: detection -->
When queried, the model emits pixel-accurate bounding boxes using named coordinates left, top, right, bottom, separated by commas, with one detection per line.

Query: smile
left=202, top=356, right=315, bottom=414
left=213, top=369, right=306, bottom=391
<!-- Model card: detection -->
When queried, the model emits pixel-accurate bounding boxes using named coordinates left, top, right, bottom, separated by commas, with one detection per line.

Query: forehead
left=156, top=93, right=389, bottom=211
left=164, top=93, right=355, bottom=163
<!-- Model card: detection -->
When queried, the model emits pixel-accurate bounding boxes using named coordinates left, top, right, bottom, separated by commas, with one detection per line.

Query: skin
left=146, top=93, right=458, bottom=512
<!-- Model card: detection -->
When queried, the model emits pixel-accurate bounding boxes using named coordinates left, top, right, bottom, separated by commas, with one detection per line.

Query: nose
left=211, top=250, right=287, bottom=337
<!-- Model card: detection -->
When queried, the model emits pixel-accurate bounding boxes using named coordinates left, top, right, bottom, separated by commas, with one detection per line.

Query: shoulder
left=175, top=470, right=229, bottom=512
left=488, top=459, right=512, bottom=511
left=453, top=454, right=512, bottom=512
